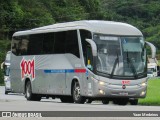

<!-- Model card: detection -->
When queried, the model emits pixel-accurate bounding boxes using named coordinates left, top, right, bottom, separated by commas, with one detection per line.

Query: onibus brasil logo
left=20, top=57, right=35, bottom=81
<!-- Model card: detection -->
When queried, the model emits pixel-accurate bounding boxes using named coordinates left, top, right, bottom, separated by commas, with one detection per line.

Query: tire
left=25, top=81, right=41, bottom=101
left=72, top=81, right=86, bottom=104
left=5, top=91, right=8, bottom=95
left=118, top=99, right=128, bottom=105
left=130, top=99, right=138, bottom=105
left=86, top=99, right=92, bottom=104
left=60, top=96, right=74, bottom=103
left=5, top=87, right=8, bottom=95
left=113, top=100, right=118, bottom=104
left=102, top=100, right=109, bottom=104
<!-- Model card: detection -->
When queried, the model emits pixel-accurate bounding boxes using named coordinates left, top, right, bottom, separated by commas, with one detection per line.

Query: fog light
left=99, top=81, right=105, bottom=85
left=99, top=89, right=105, bottom=94
left=140, top=91, right=146, bottom=96
left=141, top=82, right=147, bottom=87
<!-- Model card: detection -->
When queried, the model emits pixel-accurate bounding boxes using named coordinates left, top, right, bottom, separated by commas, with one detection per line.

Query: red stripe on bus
left=75, top=69, right=86, bottom=73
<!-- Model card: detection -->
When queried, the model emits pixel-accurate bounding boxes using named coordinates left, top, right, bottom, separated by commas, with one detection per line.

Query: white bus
left=3, top=51, right=11, bottom=94
left=10, top=20, right=156, bottom=105
left=147, top=63, right=157, bottom=77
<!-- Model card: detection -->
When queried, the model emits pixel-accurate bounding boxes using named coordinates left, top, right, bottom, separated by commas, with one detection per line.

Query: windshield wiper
left=110, top=53, right=119, bottom=78
left=126, top=51, right=138, bottom=79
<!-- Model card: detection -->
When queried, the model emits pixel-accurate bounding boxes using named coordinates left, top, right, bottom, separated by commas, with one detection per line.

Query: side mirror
left=85, top=39, right=97, bottom=56
left=145, top=41, right=156, bottom=59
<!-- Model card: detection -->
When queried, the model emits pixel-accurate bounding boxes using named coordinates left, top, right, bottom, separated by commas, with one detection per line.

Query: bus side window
left=12, top=36, right=21, bottom=56
left=4, top=66, right=10, bottom=76
left=43, top=33, right=54, bottom=54
left=54, top=31, right=66, bottom=54
left=20, top=36, right=29, bottom=55
left=65, top=30, right=80, bottom=58
left=12, top=36, right=29, bottom=56
left=28, top=34, right=43, bottom=55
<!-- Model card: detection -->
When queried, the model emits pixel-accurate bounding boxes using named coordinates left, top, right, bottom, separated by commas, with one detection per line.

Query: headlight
left=141, top=82, right=147, bottom=87
left=99, top=81, right=105, bottom=85
left=140, top=91, right=146, bottom=96
left=91, top=76, right=98, bottom=82
left=99, top=89, right=105, bottom=94
left=91, top=77, right=107, bottom=85
left=4, top=77, right=8, bottom=82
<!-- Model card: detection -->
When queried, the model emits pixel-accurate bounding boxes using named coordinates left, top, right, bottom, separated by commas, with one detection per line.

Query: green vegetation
left=139, top=78, right=160, bottom=105
left=101, top=0, right=160, bottom=53
left=158, top=60, right=160, bottom=66
left=0, top=0, right=159, bottom=42
left=0, top=0, right=102, bottom=83
left=0, top=0, right=102, bottom=37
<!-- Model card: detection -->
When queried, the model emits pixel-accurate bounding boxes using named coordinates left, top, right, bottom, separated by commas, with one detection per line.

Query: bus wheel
left=5, top=91, right=9, bottom=95
left=25, top=81, right=41, bottom=101
left=130, top=99, right=138, bottom=105
left=60, top=96, right=74, bottom=103
left=5, top=87, right=8, bottom=95
left=118, top=99, right=128, bottom=105
left=102, top=100, right=109, bottom=104
left=72, top=81, right=85, bottom=104
left=113, top=100, right=118, bottom=104
left=86, top=99, right=92, bottom=104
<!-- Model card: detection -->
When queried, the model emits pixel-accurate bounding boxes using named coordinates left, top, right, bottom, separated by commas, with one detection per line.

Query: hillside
left=0, top=0, right=159, bottom=41
left=101, top=0, right=160, bottom=51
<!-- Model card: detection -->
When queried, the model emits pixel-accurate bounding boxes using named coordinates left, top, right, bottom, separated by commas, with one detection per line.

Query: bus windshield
left=94, top=34, right=146, bottom=79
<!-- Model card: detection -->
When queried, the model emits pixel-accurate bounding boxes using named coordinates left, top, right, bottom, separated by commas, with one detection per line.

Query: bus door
left=85, top=45, right=94, bottom=95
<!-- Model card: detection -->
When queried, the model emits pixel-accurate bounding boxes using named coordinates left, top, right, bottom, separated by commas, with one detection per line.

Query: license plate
left=119, top=92, right=128, bottom=96
left=122, top=80, right=130, bottom=85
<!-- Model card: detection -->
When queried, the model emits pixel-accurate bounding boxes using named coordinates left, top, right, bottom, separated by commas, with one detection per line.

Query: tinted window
left=65, top=30, right=80, bottom=58
left=12, top=30, right=80, bottom=57
left=12, top=36, right=20, bottom=55
left=43, top=33, right=54, bottom=54
left=12, top=36, right=29, bottom=56
left=80, top=30, right=92, bottom=65
left=28, top=34, right=43, bottom=55
left=54, top=31, right=66, bottom=53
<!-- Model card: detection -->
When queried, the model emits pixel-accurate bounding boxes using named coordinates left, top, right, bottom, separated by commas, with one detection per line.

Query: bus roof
left=13, top=20, right=143, bottom=36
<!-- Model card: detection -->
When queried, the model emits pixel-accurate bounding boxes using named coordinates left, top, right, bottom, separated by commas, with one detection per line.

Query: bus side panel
left=31, top=55, right=67, bottom=95
left=64, top=54, right=85, bottom=95
left=10, top=54, right=84, bottom=96
left=10, top=54, right=24, bottom=93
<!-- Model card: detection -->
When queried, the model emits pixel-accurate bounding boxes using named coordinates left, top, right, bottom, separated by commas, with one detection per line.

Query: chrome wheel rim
left=26, top=84, right=31, bottom=98
left=74, top=86, right=80, bottom=101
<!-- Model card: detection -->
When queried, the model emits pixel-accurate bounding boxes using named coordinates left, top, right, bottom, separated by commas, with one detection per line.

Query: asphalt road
left=0, top=86, right=160, bottom=120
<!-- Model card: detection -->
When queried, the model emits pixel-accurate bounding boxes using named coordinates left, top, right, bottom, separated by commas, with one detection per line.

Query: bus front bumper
left=92, top=81, right=147, bottom=98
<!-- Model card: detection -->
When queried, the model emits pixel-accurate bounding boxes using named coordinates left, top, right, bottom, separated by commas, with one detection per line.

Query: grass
left=139, top=78, right=160, bottom=105
left=158, top=60, right=160, bottom=66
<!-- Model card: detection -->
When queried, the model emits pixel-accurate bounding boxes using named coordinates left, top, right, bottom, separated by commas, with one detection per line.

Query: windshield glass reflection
left=94, top=34, right=146, bottom=79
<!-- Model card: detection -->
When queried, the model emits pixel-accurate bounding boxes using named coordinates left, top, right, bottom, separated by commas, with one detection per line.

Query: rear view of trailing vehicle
left=3, top=51, right=11, bottom=94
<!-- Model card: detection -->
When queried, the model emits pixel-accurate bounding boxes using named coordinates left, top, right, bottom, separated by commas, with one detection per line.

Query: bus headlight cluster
left=99, top=81, right=105, bottom=85
left=141, top=82, right=147, bottom=87
left=140, top=91, right=146, bottom=96
left=91, top=77, right=107, bottom=86
left=4, top=77, right=8, bottom=81
left=99, top=89, right=105, bottom=94
left=91, top=76, right=98, bottom=82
